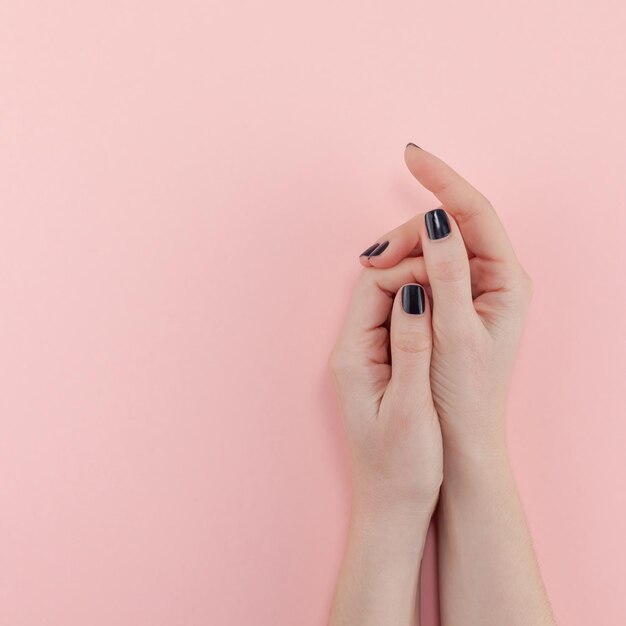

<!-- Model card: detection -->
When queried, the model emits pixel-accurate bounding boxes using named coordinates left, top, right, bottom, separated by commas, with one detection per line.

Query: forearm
left=329, top=504, right=434, bottom=626
left=437, top=438, right=555, bottom=626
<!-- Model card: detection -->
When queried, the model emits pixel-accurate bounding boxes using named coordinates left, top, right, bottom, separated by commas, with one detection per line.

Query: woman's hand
left=327, top=258, right=443, bottom=626
left=360, top=145, right=534, bottom=458
left=356, top=145, right=554, bottom=626
left=328, top=261, right=443, bottom=518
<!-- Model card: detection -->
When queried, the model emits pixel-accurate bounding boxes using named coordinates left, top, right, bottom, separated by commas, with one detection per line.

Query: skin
left=327, top=145, right=556, bottom=625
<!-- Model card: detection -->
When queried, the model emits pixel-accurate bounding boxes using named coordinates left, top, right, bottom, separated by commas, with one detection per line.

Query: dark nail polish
left=425, top=208, right=451, bottom=240
left=405, top=142, right=421, bottom=149
left=402, top=284, right=425, bottom=315
left=368, top=240, right=389, bottom=257
left=359, top=243, right=380, bottom=257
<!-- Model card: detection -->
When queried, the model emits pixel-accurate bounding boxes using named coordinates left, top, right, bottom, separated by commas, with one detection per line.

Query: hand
left=328, top=146, right=553, bottom=626
left=328, top=260, right=443, bottom=519
left=360, top=145, right=533, bottom=458
left=330, top=145, right=554, bottom=626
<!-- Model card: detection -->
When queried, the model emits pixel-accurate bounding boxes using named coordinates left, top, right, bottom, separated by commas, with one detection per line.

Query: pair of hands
left=329, top=144, right=534, bottom=521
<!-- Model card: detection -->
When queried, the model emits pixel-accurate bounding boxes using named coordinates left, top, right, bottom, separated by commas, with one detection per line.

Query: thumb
left=387, top=283, right=433, bottom=409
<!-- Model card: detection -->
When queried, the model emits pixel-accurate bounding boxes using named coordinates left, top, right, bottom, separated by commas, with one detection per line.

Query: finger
left=331, top=257, right=429, bottom=374
left=404, top=144, right=519, bottom=272
left=358, top=214, right=425, bottom=269
left=387, top=283, right=432, bottom=402
left=420, top=207, right=477, bottom=328
left=342, top=256, right=429, bottom=342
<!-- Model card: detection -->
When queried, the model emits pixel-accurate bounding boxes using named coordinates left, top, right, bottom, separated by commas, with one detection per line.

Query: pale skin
left=327, top=144, right=556, bottom=625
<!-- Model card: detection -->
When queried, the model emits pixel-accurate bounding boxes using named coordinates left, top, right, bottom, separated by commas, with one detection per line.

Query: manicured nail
left=359, top=243, right=380, bottom=257
left=368, top=240, right=389, bottom=257
left=425, top=208, right=451, bottom=240
left=405, top=142, right=421, bottom=149
left=402, top=284, right=425, bottom=315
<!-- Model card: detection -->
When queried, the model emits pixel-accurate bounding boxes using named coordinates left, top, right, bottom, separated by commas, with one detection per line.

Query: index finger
left=404, top=144, right=518, bottom=266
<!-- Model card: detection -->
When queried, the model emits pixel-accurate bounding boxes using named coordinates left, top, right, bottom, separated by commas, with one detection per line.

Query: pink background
left=1, top=1, right=625, bottom=624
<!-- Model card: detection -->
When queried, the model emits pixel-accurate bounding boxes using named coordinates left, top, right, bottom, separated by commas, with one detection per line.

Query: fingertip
left=360, top=240, right=390, bottom=266
left=391, top=281, right=432, bottom=324
left=404, top=144, right=418, bottom=165
left=424, top=207, right=452, bottom=242
left=365, top=243, right=411, bottom=269
left=358, top=241, right=381, bottom=266
left=368, top=240, right=389, bottom=258
left=388, top=282, right=433, bottom=369
left=421, top=206, right=461, bottom=243
left=366, top=252, right=397, bottom=269
left=404, top=147, right=431, bottom=185
left=400, top=283, right=427, bottom=316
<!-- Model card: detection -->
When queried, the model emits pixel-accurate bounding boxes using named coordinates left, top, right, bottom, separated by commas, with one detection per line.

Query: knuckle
left=431, top=256, right=469, bottom=284
left=355, top=266, right=379, bottom=293
left=462, top=191, right=494, bottom=221
left=434, top=313, right=482, bottom=348
left=521, top=270, right=534, bottom=299
left=511, top=268, right=534, bottom=303
left=392, top=328, right=431, bottom=355
left=435, top=319, right=471, bottom=347
left=360, top=266, right=378, bottom=283
left=328, top=344, right=364, bottom=379
left=327, top=347, right=347, bottom=373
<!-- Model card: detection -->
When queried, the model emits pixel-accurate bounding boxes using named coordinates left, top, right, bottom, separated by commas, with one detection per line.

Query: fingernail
left=425, top=208, right=451, bottom=240
left=402, top=284, right=425, bottom=315
left=359, top=243, right=380, bottom=257
left=368, top=240, right=389, bottom=257
left=405, top=142, right=421, bottom=149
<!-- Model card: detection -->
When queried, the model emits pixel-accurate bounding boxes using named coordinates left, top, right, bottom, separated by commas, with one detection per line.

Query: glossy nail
left=405, top=142, right=421, bottom=149
left=359, top=243, right=380, bottom=257
left=401, top=284, right=425, bottom=315
left=368, top=240, right=389, bottom=257
left=425, top=208, right=451, bottom=240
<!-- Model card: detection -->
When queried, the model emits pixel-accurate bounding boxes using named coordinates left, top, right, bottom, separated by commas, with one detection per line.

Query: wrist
left=441, top=435, right=514, bottom=501
left=349, top=491, right=436, bottom=547
left=441, top=417, right=508, bottom=467
left=351, top=483, right=439, bottom=523
left=348, top=505, right=433, bottom=560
